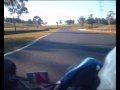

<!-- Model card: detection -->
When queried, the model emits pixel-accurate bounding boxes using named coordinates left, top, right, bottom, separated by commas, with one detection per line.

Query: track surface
left=4, top=28, right=116, bottom=82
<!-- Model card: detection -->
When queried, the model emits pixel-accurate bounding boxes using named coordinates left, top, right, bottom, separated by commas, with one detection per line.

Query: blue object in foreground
left=57, top=57, right=103, bottom=90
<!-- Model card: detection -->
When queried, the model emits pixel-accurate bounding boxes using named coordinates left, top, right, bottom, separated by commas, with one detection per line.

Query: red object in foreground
left=27, top=72, right=50, bottom=84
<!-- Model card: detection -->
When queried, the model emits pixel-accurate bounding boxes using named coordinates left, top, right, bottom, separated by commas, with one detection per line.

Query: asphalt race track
left=4, top=28, right=116, bottom=82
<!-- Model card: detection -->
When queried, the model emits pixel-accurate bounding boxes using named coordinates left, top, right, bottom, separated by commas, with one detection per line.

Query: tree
left=106, top=11, right=115, bottom=25
left=28, top=19, right=33, bottom=24
left=95, top=17, right=100, bottom=24
left=111, top=18, right=116, bottom=24
left=101, top=18, right=108, bottom=25
left=59, top=20, right=62, bottom=24
left=94, top=17, right=108, bottom=25
left=5, top=18, right=13, bottom=23
left=78, top=16, right=85, bottom=27
left=65, top=19, right=75, bottom=24
left=4, top=0, right=28, bottom=31
left=56, top=21, right=58, bottom=28
left=87, top=14, right=95, bottom=27
left=33, top=16, right=43, bottom=27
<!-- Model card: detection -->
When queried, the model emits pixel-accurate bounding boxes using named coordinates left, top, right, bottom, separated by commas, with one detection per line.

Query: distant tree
left=5, top=17, right=22, bottom=23
left=43, top=21, right=47, bottom=25
left=20, top=20, right=24, bottom=23
left=111, top=18, right=116, bottom=24
left=101, top=18, right=108, bottom=25
left=56, top=22, right=58, bottom=24
left=33, top=16, right=43, bottom=27
left=94, top=18, right=108, bottom=25
left=5, top=18, right=12, bottom=23
left=87, top=14, right=95, bottom=27
left=106, top=11, right=115, bottom=25
left=59, top=20, right=62, bottom=24
left=113, top=19, right=116, bottom=24
left=28, top=19, right=33, bottom=24
left=16, top=18, right=21, bottom=23
left=4, top=0, right=28, bottom=31
left=65, top=19, right=75, bottom=24
left=95, top=17, right=100, bottom=24
left=78, top=16, right=85, bottom=27
left=56, top=21, right=58, bottom=28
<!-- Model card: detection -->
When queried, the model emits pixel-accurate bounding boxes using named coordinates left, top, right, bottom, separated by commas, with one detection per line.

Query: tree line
left=4, top=18, right=32, bottom=24
left=4, top=17, right=47, bottom=26
left=64, top=12, right=116, bottom=25
left=4, top=0, right=116, bottom=32
left=5, top=12, right=115, bottom=26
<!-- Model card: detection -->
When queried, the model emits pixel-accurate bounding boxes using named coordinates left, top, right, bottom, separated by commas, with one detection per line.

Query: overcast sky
left=4, top=0, right=116, bottom=25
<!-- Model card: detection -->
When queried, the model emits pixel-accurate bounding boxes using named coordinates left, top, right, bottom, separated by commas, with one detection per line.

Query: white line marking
left=4, top=34, right=51, bottom=56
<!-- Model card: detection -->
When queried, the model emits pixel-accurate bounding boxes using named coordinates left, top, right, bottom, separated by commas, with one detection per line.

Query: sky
left=4, top=0, right=116, bottom=25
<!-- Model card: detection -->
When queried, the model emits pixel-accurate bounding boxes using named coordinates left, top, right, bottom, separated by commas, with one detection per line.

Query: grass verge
left=81, top=30, right=116, bottom=35
left=4, top=29, right=58, bottom=53
left=71, top=25, right=116, bottom=36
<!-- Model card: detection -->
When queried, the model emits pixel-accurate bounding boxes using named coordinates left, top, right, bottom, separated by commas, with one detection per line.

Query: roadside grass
left=71, top=25, right=116, bottom=35
left=4, top=38, right=32, bottom=53
left=4, top=27, right=48, bottom=31
left=4, top=25, right=49, bottom=31
left=4, top=29, right=58, bottom=53
left=81, top=30, right=116, bottom=35
left=4, top=23, right=59, bottom=53
left=4, top=23, right=116, bottom=53
left=4, top=23, right=103, bottom=31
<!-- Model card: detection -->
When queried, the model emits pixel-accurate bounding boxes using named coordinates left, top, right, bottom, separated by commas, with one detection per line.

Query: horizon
left=4, top=1, right=116, bottom=25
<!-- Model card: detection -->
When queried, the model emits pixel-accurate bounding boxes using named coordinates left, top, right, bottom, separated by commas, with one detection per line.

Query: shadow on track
left=25, top=40, right=113, bottom=55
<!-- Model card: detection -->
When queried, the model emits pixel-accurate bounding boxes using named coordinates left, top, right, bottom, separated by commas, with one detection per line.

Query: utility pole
left=56, top=22, right=58, bottom=28
left=99, top=0, right=103, bottom=25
